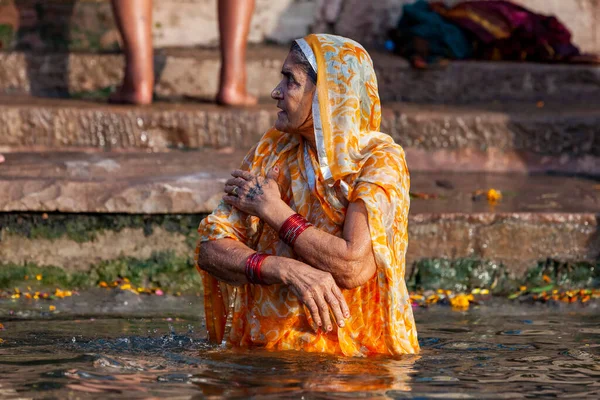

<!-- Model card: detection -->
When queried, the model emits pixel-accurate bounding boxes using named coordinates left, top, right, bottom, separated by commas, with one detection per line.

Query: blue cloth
left=393, top=0, right=472, bottom=61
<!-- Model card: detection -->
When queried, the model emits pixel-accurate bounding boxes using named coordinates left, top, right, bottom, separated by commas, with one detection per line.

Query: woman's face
left=271, top=52, right=316, bottom=140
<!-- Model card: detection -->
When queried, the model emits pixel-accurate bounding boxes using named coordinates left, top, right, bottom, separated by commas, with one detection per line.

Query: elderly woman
left=196, top=34, right=419, bottom=356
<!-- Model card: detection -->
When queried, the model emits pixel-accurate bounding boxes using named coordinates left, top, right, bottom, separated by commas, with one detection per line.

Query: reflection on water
left=0, top=303, right=599, bottom=399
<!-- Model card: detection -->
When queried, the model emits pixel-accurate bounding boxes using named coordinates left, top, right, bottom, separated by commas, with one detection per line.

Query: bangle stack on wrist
left=245, top=252, right=269, bottom=284
left=279, top=213, right=313, bottom=247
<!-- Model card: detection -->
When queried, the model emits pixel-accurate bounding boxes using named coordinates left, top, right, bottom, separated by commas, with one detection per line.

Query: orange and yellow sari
left=195, top=34, right=419, bottom=357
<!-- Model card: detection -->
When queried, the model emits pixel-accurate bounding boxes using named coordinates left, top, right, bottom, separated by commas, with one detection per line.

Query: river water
left=0, top=301, right=599, bottom=399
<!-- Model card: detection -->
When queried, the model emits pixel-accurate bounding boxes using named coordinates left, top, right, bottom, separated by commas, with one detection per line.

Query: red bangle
left=245, top=252, right=269, bottom=284
left=279, top=213, right=313, bottom=247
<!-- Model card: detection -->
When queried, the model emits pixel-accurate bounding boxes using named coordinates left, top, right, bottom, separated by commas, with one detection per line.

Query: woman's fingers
left=331, top=284, right=351, bottom=319
left=225, top=177, right=247, bottom=188
left=223, top=184, right=237, bottom=195
left=222, top=195, right=239, bottom=206
left=231, top=170, right=254, bottom=181
left=325, top=291, right=346, bottom=328
left=304, top=296, right=322, bottom=330
left=316, top=296, right=333, bottom=332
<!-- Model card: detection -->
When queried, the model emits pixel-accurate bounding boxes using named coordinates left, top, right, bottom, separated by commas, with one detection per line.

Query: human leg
left=216, top=0, right=257, bottom=106
left=109, top=0, right=154, bottom=105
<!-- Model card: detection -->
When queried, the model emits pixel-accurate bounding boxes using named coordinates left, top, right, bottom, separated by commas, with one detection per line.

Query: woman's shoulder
left=361, top=138, right=408, bottom=176
left=242, top=128, right=299, bottom=172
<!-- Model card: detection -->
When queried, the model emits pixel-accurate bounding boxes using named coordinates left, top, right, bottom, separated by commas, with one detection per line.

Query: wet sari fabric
left=195, top=34, right=419, bottom=356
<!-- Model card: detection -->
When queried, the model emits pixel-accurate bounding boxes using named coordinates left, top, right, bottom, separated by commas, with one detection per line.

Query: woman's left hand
left=223, top=167, right=282, bottom=218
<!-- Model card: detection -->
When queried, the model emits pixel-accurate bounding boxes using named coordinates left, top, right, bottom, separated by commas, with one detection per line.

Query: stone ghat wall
left=0, top=0, right=598, bottom=53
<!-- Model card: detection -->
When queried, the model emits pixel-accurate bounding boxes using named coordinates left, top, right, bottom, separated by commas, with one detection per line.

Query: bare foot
left=0, top=154, right=4, bottom=164
left=109, top=85, right=153, bottom=105
left=216, top=88, right=257, bottom=107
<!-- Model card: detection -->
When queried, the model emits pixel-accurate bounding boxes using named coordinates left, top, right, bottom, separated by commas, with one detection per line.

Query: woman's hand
left=223, top=167, right=282, bottom=218
left=279, top=259, right=350, bottom=332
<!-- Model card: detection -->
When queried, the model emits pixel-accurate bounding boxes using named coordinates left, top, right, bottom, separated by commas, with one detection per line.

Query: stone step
left=0, top=96, right=598, bottom=175
left=2, top=48, right=600, bottom=104
left=0, top=150, right=598, bottom=275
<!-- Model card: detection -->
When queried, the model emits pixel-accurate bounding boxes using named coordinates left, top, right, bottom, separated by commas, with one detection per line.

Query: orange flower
left=49, top=305, right=56, bottom=311
left=486, top=189, right=502, bottom=205
left=450, top=294, right=471, bottom=310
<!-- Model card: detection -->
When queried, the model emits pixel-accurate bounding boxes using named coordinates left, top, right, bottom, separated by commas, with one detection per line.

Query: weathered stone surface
left=0, top=227, right=191, bottom=271
left=2, top=48, right=600, bottom=104
left=373, top=57, right=600, bottom=104
left=2, top=151, right=598, bottom=214
left=1, top=213, right=597, bottom=275
left=382, top=103, right=600, bottom=158
left=0, top=151, right=597, bottom=274
left=0, top=97, right=598, bottom=175
left=408, top=213, right=599, bottom=276
left=0, top=150, right=244, bottom=213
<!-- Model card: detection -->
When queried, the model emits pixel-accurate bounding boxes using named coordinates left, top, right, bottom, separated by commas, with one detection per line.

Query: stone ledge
left=1, top=212, right=597, bottom=276
left=0, top=150, right=597, bottom=274
left=1, top=151, right=598, bottom=214
left=1, top=49, right=600, bottom=104
left=0, top=97, right=598, bottom=172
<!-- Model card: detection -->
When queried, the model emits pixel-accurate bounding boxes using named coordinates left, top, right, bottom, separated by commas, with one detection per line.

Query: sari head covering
left=195, top=34, right=419, bottom=356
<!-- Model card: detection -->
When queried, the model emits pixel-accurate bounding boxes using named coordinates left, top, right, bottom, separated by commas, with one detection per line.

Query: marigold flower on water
left=49, top=305, right=56, bottom=311
left=486, top=189, right=502, bottom=204
left=36, top=274, right=42, bottom=281
left=54, top=289, right=73, bottom=298
left=450, top=294, right=471, bottom=310
left=99, top=281, right=108, bottom=288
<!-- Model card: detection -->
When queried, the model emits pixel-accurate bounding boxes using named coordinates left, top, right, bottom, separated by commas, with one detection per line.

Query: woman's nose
left=271, top=84, right=283, bottom=100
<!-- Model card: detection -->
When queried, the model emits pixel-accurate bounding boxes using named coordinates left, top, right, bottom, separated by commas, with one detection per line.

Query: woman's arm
left=198, top=238, right=350, bottom=331
left=262, top=199, right=377, bottom=290
left=223, top=169, right=377, bottom=290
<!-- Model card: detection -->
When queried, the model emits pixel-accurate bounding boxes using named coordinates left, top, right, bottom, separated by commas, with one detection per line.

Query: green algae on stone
left=0, top=213, right=206, bottom=245
left=0, top=24, right=14, bottom=49
left=408, top=258, right=506, bottom=293
left=0, top=251, right=202, bottom=294
left=524, top=259, right=600, bottom=290
left=408, top=258, right=600, bottom=294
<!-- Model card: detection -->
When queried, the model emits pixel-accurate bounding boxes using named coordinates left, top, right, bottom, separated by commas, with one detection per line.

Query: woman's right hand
left=279, top=259, right=350, bottom=332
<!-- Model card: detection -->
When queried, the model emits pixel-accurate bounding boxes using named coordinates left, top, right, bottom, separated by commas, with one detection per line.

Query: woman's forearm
left=198, top=238, right=287, bottom=286
left=260, top=200, right=376, bottom=289
left=198, top=238, right=351, bottom=330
